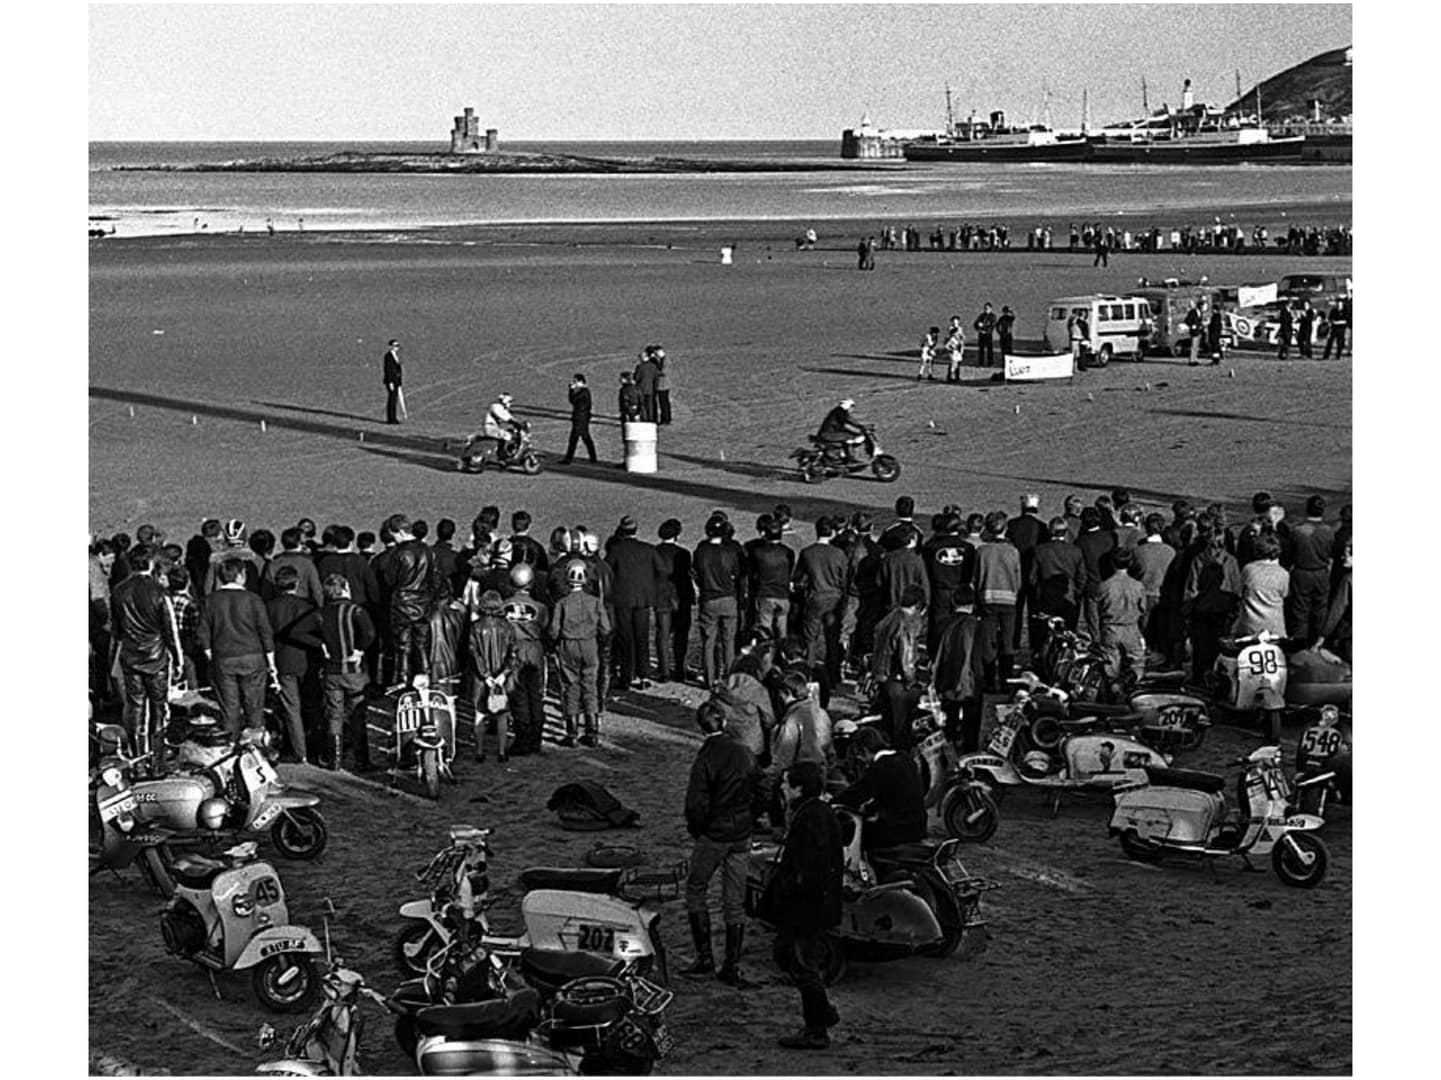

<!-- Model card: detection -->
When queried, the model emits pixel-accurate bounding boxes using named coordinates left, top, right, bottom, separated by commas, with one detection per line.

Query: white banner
left=1004, top=352, right=1075, bottom=382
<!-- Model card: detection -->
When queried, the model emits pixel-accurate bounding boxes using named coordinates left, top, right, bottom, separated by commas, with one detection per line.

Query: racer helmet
left=838, top=398, right=855, bottom=410
left=509, top=562, right=534, bottom=590
left=498, top=394, right=514, bottom=407
left=479, top=590, right=505, bottom=615
left=223, top=518, right=247, bottom=544
left=577, top=530, right=600, bottom=556
left=197, top=797, right=229, bottom=831
left=566, top=562, right=589, bottom=587
left=411, top=673, right=430, bottom=691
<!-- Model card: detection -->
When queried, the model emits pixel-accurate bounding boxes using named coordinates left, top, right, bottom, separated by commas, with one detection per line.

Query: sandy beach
left=90, top=212, right=1351, bottom=540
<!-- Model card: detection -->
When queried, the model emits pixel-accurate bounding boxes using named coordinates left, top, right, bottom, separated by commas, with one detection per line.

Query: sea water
left=89, top=140, right=1352, bottom=239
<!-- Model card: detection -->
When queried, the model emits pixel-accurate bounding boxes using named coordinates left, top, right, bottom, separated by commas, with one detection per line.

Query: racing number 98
left=1245, top=649, right=1279, bottom=676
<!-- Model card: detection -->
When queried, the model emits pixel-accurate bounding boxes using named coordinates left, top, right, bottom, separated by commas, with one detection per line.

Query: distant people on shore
left=863, top=218, right=1350, bottom=257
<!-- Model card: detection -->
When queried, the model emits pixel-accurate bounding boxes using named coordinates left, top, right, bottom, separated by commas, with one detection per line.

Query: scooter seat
left=869, top=842, right=938, bottom=867
left=414, top=990, right=541, bottom=1041
left=1068, top=702, right=1135, bottom=718
left=519, top=947, right=627, bottom=990
left=172, top=854, right=227, bottom=889
left=1061, top=712, right=1143, bottom=729
left=1143, top=766, right=1225, bottom=794
left=518, top=867, right=623, bottom=895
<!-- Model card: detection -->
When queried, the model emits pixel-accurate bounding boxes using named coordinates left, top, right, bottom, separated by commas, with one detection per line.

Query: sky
left=89, top=2, right=1352, bottom=141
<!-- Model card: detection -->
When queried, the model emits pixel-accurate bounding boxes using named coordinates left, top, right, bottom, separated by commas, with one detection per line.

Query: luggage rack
left=938, top=854, right=1001, bottom=896
left=619, top=862, right=688, bottom=902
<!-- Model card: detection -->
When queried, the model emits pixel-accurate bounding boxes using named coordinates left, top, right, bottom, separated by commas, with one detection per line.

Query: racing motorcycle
left=746, top=807, right=997, bottom=985
left=946, top=676, right=1171, bottom=826
left=1109, top=745, right=1333, bottom=888
left=391, top=824, right=675, bottom=982
left=458, top=421, right=543, bottom=475
left=792, top=425, right=900, bottom=484
left=160, top=840, right=324, bottom=1011
left=119, top=725, right=327, bottom=860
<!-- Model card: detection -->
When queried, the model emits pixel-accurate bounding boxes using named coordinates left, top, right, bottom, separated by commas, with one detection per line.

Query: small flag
left=191, top=415, right=198, bottom=425
left=260, top=420, right=267, bottom=432
left=1014, top=404, right=1021, bottom=415
left=128, top=405, right=135, bottom=418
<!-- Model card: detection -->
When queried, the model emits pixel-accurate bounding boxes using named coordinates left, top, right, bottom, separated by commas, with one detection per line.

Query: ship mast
left=1081, top=88, right=1089, bottom=135
left=1043, top=88, right=1052, bottom=129
left=944, top=83, right=955, bottom=134
left=1142, top=76, right=1149, bottom=115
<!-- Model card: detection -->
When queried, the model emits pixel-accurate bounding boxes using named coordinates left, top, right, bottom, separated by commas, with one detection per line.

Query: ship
left=1088, top=78, right=1304, bottom=164
left=902, top=88, right=1090, bottom=163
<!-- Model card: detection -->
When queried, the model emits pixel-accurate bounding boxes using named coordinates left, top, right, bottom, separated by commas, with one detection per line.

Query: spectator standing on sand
left=680, top=699, right=760, bottom=987
left=550, top=560, right=610, bottom=747
left=1185, top=300, right=1205, bottom=365
left=1277, top=303, right=1294, bottom=360
left=1287, top=495, right=1334, bottom=642
left=943, top=316, right=965, bottom=382
left=655, top=519, right=693, bottom=683
left=768, top=761, right=844, bottom=1051
left=1183, top=521, right=1242, bottom=682
left=792, top=518, right=849, bottom=686
left=694, top=514, right=744, bottom=689
left=748, top=516, right=795, bottom=644
left=382, top=340, right=403, bottom=425
left=1097, top=547, right=1147, bottom=688
left=1075, top=507, right=1115, bottom=641
left=931, top=585, right=985, bottom=751
left=871, top=584, right=927, bottom=751
left=205, top=519, right=265, bottom=594
left=1006, top=494, right=1047, bottom=651
left=917, top=326, right=939, bottom=381
left=111, top=547, right=183, bottom=766
left=1030, top=516, right=1085, bottom=639
left=468, top=590, right=518, bottom=763
left=561, top=374, right=597, bottom=465
left=1232, top=532, right=1289, bottom=638
left=198, top=557, right=277, bottom=737
left=973, top=303, right=998, bottom=368
left=1132, top=514, right=1176, bottom=658
left=654, top=348, right=674, bottom=426
left=634, top=348, right=661, bottom=423
left=265, top=564, right=315, bottom=764
left=606, top=514, right=665, bottom=692
left=618, top=371, right=642, bottom=428
left=974, top=510, right=1022, bottom=690
left=1207, top=307, right=1225, bottom=365
left=1297, top=301, right=1316, bottom=359
left=383, top=514, right=437, bottom=688
left=263, top=527, right=324, bottom=608
left=997, top=305, right=1015, bottom=362
left=501, top=563, right=548, bottom=755
left=292, top=574, right=376, bottom=772
left=856, top=237, right=868, bottom=271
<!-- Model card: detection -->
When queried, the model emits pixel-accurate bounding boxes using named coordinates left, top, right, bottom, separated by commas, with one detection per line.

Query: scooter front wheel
left=871, top=454, right=901, bottom=483
left=393, top=921, right=444, bottom=977
left=271, top=806, right=328, bottom=860
left=252, top=954, right=320, bottom=1013
left=137, top=845, right=177, bottom=899
left=942, top=784, right=999, bottom=844
left=420, top=748, right=441, bottom=800
left=1272, top=831, right=1329, bottom=888
left=772, top=932, right=847, bottom=986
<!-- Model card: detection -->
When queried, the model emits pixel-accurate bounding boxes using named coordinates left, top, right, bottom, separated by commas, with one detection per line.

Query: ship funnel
left=990, top=110, right=1006, bottom=129
left=1181, top=79, right=1194, bottom=111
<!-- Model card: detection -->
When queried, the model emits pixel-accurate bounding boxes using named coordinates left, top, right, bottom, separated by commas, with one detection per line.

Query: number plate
left=575, top=923, right=618, bottom=953
left=98, top=790, right=138, bottom=822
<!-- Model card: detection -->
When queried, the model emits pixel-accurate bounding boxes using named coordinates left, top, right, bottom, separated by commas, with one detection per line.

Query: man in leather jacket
left=814, top=398, right=867, bottom=461
left=382, top=513, right=437, bottom=687
left=110, top=547, right=183, bottom=770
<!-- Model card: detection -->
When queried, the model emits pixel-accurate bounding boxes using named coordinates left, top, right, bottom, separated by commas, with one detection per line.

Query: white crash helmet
left=498, top=393, right=514, bottom=407
left=565, top=562, right=589, bottom=587
left=838, top=398, right=855, bottom=410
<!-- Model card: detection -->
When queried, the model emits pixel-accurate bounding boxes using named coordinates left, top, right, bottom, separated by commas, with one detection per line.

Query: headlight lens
left=233, top=895, right=255, bottom=917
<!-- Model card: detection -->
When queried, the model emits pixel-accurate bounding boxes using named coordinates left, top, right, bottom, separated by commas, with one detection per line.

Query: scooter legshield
left=233, top=925, right=323, bottom=970
left=256, top=1061, right=327, bottom=1076
left=416, top=1036, right=577, bottom=1076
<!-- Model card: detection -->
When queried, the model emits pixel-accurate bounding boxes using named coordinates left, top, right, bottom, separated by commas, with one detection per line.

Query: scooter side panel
left=416, top=1037, right=576, bottom=1076
left=842, top=886, right=943, bottom=947
left=131, top=775, right=211, bottom=830
left=1110, top=789, right=1221, bottom=844
left=1063, top=735, right=1168, bottom=786
left=521, top=890, right=653, bottom=962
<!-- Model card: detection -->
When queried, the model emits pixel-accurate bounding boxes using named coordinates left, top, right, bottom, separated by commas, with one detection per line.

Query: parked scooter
left=371, top=676, right=457, bottom=801
left=745, top=806, right=998, bottom=985
left=92, top=751, right=178, bottom=897
left=1010, top=668, right=1212, bottom=757
left=392, top=825, right=676, bottom=983
left=948, top=677, right=1172, bottom=828
left=160, top=840, right=324, bottom=1011
left=792, top=425, right=901, bottom=484
left=1294, top=704, right=1352, bottom=816
left=124, top=725, right=328, bottom=860
left=1210, top=631, right=1290, bottom=740
left=1109, top=745, right=1333, bottom=888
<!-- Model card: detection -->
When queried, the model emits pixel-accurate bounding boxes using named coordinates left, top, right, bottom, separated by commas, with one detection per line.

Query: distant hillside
left=1228, top=45, right=1352, bottom=123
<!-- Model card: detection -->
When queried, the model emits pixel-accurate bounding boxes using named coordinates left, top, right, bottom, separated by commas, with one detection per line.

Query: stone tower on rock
left=450, top=107, right=498, bottom=154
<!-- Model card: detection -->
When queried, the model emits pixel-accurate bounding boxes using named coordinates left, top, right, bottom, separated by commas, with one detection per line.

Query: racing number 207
left=1245, top=649, right=1279, bottom=676
left=577, top=924, right=617, bottom=953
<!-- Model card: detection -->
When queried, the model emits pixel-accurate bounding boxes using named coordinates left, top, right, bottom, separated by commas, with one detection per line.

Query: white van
left=1044, top=294, right=1152, bottom=366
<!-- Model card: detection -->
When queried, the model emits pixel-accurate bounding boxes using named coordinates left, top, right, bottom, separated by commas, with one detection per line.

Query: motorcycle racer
left=815, top=398, right=867, bottom=462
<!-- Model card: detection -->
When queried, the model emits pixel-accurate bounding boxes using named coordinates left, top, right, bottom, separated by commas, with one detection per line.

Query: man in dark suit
left=791, top=518, right=849, bottom=685
left=973, top=302, right=998, bottom=368
left=382, top=340, right=403, bottom=424
left=1006, top=494, right=1047, bottom=652
left=769, top=762, right=843, bottom=1051
left=655, top=518, right=692, bottom=683
left=561, top=374, right=597, bottom=465
left=605, top=515, right=665, bottom=691
left=930, top=585, right=984, bottom=750
left=1030, top=517, right=1085, bottom=637
left=381, top=513, right=436, bottom=687
left=633, top=348, right=662, bottom=422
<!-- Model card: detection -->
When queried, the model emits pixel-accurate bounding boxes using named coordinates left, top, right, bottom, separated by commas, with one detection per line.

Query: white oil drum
left=622, top=421, right=658, bottom=474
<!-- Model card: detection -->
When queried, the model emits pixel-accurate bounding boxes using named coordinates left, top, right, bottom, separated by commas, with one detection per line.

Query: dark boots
left=778, top=988, right=833, bottom=1049
left=560, top=715, right=577, bottom=749
left=328, top=735, right=344, bottom=772
left=679, top=911, right=714, bottom=977
left=716, top=923, right=756, bottom=988
left=579, top=713, right=599, bottom=748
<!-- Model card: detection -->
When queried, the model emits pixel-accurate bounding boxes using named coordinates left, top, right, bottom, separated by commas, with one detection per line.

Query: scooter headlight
left=233, top=894, right=256, bottom=917
left=1319, top=705, right=1339, bottom=726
